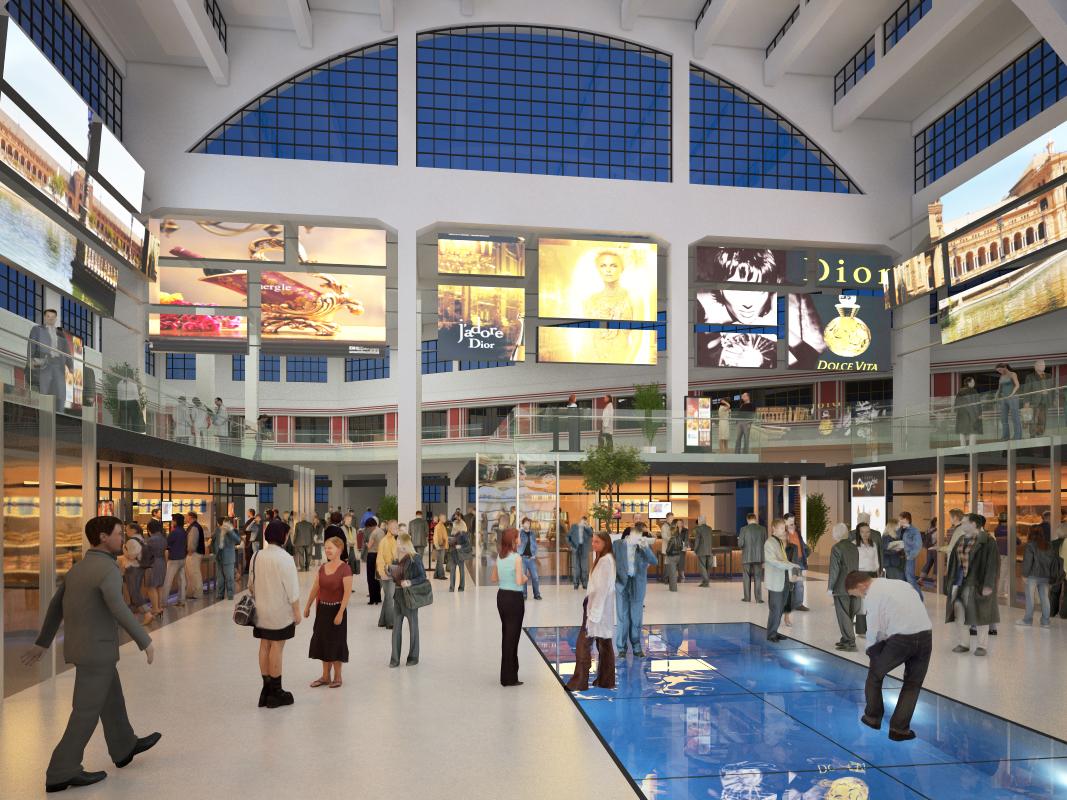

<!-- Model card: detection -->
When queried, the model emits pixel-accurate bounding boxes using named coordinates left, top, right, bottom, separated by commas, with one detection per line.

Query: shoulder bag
left=457, top=543, right=474, bottom=562
left=399, top=559, right=434, bottom=609
left=233, top=553, right=258, bottom=627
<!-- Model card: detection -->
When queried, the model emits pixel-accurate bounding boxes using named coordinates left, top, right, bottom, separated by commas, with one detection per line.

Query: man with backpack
left=122, top=522, right=155, bottom=625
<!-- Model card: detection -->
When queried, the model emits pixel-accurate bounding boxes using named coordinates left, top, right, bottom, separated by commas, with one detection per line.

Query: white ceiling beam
left=171, top=0, right=228, bottom=86
left=1012, top=0, right=1067, bottom=60
left=832, top=0, right=992, bottom=132
left=693, top=0, right=743, bottom=59
left=621, top=0, right=644, bottom=31
left=460, top=0, right=475, bottom=16
left=285, top=0, right=313, bottom=49
left=764, top=0, right=847, bottom=87
left=380, top=0, right=394, bottom=32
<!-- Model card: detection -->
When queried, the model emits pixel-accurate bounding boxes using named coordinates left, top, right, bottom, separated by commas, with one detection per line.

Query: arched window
left=965, top=252, right=974, bottom=270
left=1002, top=236, right=1010, bottom=256
left=990, top=241, right=999, bottom=260
left=1040, top=197, right=1050, bottom=211
left=1014, top=232, right=1023, bottom=251
left=977, top=247, right=986, bottom=266
left=416, top=26, right=671, bottom=181
left=194, top=39, right=398, bottom=164
left=1026, top=227, right=1035, bottom=245
left=1039, top=221, right=1047, bottom=239
left=690, top=66, right=860, bottom=193
left=954, top=256, right=962, bottom=275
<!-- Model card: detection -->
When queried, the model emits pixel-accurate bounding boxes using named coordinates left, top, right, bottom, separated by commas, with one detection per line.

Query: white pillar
left=893, top=297, right=932, bottom=449
left=397, top=238, right=421, bottom=519
left=38, top=404, right=56, bottom=682
left=666, top=235, right=689, bottom=454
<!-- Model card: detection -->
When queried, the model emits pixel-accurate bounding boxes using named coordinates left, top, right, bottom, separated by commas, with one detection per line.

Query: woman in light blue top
left=492, top=528, right=527, bottom=686
left=994, top=363, right=1021, bottom=440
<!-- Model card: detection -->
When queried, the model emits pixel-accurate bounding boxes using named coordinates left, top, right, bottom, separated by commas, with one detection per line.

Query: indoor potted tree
left=805, top=492, right=830, bottom=557
left=577, top=442, right=648, bottom=533
left=376, top=493, right=399, bottom=524
left=632, top=382, right=664, bottom=453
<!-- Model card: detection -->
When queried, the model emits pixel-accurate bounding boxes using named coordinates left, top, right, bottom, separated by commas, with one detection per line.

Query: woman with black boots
left=248, top=519, right=301, bottom=708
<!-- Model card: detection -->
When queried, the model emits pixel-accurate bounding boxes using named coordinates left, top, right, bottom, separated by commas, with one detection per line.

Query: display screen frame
left=537, top=238, right=658, bottom=322
left=695, top=331, right=778, bottom=369
left=695, top=289, right=776, bottom=326
left=297, top=226, right=387, bottom=268
left=91, top=121, right=144, bottom=214
left=149, top=311, right=249, bottom=355
left=150, top=218, right=287, bottom=263
left=437, top=233, right=526, bottom=277
left=694, top=246, right=807, bottom=285
left=850, top=466, right=886, bottom=530
left=537, top=326, right=657, bottom=366
left=786, top=292, right=890, bottom=372
left=437, top=284, right=526, bottom=362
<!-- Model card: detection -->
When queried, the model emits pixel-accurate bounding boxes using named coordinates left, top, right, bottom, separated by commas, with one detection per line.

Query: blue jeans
left=521, top=556, right=540, bottom=598
left=734, top=422, right=751, bottom=454
left=1024, top=577, right=1050, bottom=625
left=793, top=571, right=805, bottom=606
left=615, top=579, right=644, bottom=652
left=1001, top=396, right=1021, bottom=439
left=904, top=559, right=922, bottom=596
left=216, top=561, right=234, bottom=598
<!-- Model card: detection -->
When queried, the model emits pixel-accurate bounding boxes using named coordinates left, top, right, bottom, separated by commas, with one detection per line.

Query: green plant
left=578, top=443, right=648, bottom=528
left=48, top=173, right=67, bottom=202
left=101, top=363, right=147, bottom=416
left=805, top=492, right=830, bottom=553
left=631, top=382, right=664, bottom=447
left=376, top=493, right=399, bottom=524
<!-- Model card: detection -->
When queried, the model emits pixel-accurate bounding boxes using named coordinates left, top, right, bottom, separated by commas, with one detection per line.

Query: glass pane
left=518, top=456, right=559, bottom=588
left=476, top=455, right=516, bottom=586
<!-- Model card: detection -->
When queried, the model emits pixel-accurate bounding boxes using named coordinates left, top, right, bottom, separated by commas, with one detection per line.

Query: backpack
left=133, top=535, right=154, bottom=569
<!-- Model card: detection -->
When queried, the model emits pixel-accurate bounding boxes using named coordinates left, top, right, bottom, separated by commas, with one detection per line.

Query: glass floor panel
left=525, top=622, right=1067, bottom=799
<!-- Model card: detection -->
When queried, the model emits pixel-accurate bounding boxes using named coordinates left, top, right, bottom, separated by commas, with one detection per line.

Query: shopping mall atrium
left=2, top=0, right=1067, bottom=797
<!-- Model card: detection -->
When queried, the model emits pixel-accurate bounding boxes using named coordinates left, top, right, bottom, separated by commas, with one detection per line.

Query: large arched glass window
left=416, top=26, right=671, bottom=181
left=193, top=39, right=398, bottom=164
left=690, top=66, right=861, bottom=193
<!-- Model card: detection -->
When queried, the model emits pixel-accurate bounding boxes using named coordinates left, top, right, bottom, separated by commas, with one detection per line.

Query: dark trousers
left=1049, top=579, right=1067, bottom=618
left=389, top=600, right=419, bottom=666
left=47, top=664, right=137, bottom=784
left=216, top=561, right=235, bottom=598
left=296, top=545, right=312, bottom=571
left=766, top=588, right=787, bottom=639
left=566, top=599, right=615, bottom=691
left=864, top=630, right=932, bottom=733
left=742, top=562, right=763, bottom=601
left=919, top=547, right=937, bottom=579
left=366, top=552, right=381, bottom=603
left=497, top=589, right=525, bottom=685
left=834, top=594, right=861, bottom=645
left=124, top=567, right=148, bottom=613
left=734, top=421, right=751, bottom=454
left=449, top=557, right=466, bottom=590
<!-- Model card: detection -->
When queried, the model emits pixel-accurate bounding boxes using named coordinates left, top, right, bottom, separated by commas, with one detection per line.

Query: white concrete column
left=194, top=354, right=216, bottom=411
left=666, top=235, right=689, bottom=454
left=892, top=296, right=932, bottom=452
left=396, top=238, right=421, bottom=519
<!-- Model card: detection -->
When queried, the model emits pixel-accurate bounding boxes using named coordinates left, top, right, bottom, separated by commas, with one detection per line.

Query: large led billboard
left=537, top=327, right=657, bottom=365
left=696, top=289, right=776, bottom=326
left=695, top=246, right=805, bottom=285
left=259, top=272, right=387, bottom=357
left=889, top=245, right=944, bottom=307
left=815, top=251, right=891, bottom=288
left=938, top=249, right=1067, bottom=344
left=94, top=122, right=144, bottom=212
left=787, top=293, right=890, bottom=372
left=298, top=226, right=387, bottom=267
left=438, top=234, right=525, bottom=277
left=437, top=284, right=525, bottom=362
left=149, top=312, right=247, bottom=354
left=85, top=181, right=144, bottom=270
left=695, top=332, right=778, bottom=369
left=150, top=219, right=286, bottom=262
left=538, top=239, right=657, bottom=321
left=151, top=266, right=248, bottom=307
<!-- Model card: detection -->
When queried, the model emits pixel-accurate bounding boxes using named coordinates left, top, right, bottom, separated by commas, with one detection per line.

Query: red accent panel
left=932, top=373, right=953, bottom=397
left=331, top=416, right=344, bottom=442
left=275, top=415, right=289, bottom=444
left=818, top=381, right=837, bottom=406
left=448, top=408, right=461, bottom=438
left=386, top=413, right=396, bottom=437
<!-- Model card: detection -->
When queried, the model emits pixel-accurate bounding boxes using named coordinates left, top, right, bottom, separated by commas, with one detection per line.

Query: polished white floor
left=1, top=573, right=1064, bottom=799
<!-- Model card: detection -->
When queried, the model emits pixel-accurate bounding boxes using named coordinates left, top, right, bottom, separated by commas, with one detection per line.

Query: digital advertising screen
left=85, top=181, right=144, bottom=269
left=938, top=249, right=1067, bottom=344
left=150, top=219, right=285, bottom=262
left=815, top=251, right=891, bottom=288
left=695, top=246, right=806, bottom=285
left=696, top=289, right=775, bottom=326
left=141, top=233, right=159, bottom=281
left=0, top=173, right=78, bottom=298
left=890, top=246, right=944, bottom=307
left=684, top=396, right=713, bottom=448
left=538, top=239, right=657, bottom=321
left=787, top=293, right=890, bottom=372
left=851, top=466, right=886, bottom=530
left=152, top=265, right=248, bottom=307
left=149, top=312, right=247, bottom=354
left=438, top=234, right=526, bottom=277
left=648, top=501, right=672, bottom=520
left=0, top=93, right=86, bottom=222
left=696, top=332, right=778, bottom=369
left=259, top=271, right=387, bottom=357
left=1, top=18, right=90, bottom=158
left=298, top=226, right=387, bottom=267
left=537, top=326, right=657, bottom=365
left=437, top=284, right=525, bottom=362
left=93, top=122, right=144, bottom=212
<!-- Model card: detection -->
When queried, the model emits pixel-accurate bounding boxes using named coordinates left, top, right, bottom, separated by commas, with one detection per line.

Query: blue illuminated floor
left=526, top=622, right=1067, bottom=799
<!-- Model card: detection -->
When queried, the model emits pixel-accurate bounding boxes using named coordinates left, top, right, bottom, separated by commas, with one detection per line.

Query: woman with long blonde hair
left=566, top=530, right=616, bottom=691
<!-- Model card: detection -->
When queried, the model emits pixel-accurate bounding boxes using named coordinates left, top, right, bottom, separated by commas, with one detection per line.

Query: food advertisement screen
left=149, top=312, right=247, bottom=355
left=684, top=396, right=713, bottom=448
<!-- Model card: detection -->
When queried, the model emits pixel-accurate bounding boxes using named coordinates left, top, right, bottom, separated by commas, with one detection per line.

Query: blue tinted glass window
left=834, top=36, right=875, bottom=102
left=194, top=39, right=398, bottom=165
left=422, top=477, right=444, bottom=504
left=7, top=0, right=122, bottom=138
left=690, top=66, right=861, bottom=193
left=286, top=356, right=327, bottom=383
left=259, top=354, right=280, bottom=382
left=607, top=310, right=666, bottom=351
left=0, top=263, right=43, bottom=323
left=232, top=354, right=245, bottom=381
left=460, top=360, right=513, bottom=371
left=166, top=353, right=196, bottom=380
left=346, top=349, right=389, bottom=381
left=422, top=340, right=453, bottom=374
left=259, top=486, right=274, bottom=505
left=61, top=297, right=94, bottom=348
left=315, top=483, right=329, bottom=504
left=416, top=27, right=671, bottom=182
left=915, top=40, right=1067, bottom=191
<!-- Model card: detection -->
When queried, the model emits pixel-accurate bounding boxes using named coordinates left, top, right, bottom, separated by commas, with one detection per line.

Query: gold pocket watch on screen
left=823, top=295, right=871, bottom=358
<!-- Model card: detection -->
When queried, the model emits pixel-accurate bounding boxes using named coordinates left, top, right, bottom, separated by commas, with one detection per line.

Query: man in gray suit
left=738, top=513, right=767, bottom=603
left=567, top=516, right=592, bottom=589
left=21, top=516, right=161, bottom=793
left=27, top=308, right=73, bottom=414
left=693, top=515, right=715, bottom=587
left=828, top=523, right=862, bottom=652
left=408, top=510, right=429, bottom=560
left=292, top=513, right=314, bottom=571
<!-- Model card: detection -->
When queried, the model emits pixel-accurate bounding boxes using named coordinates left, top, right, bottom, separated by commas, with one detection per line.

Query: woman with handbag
left=449, top=517, right=470, bottom=592
left=389, top=532, right=428, bottom=667
left=145, top=518, right=168, bottom=618
left=304, top=537, right=353, bottom=688
left=492, top=528, right=528, bottom=686
left=248, top=520, right=301, bottom=708
left=565, top=530, right=616, bottom=691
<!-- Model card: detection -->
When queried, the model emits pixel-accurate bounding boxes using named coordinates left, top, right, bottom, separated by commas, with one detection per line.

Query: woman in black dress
left=303, top=536, right=353, bottom=688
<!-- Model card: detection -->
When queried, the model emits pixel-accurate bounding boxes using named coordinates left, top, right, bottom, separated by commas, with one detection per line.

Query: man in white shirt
left=847, top=571, right=932, bottom=741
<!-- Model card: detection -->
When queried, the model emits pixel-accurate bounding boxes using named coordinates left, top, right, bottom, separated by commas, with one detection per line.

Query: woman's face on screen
left=595, top=254, right=624, bottom=284
left=720, top=289, right=768, bottom=324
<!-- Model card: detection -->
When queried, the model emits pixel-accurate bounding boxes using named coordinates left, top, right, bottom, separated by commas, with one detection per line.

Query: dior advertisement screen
left=696, top=332, right=778, bottom=369
left=695, top=247, right=806, bottom=285
left=537, top=327, right=657, bottom=365
left=938, top=248, right=1067, bottom=344
left=438, top=234, right=526, bottom=277
left=149, top=312, right=248, bottom=355
left=815, top=251, right=892, bottom=289
left=298, top=226, right=387, bottom=267
left=150, top=219, right=286, bottom=262
left=538, top=238, right=657, bottom=321
left=437, top=284, right=526, bottom=362
left=787, top=293, right=890, bottom=372
left=151, top=265, right=248, bottom=307
left=696, top=289, right=776, bottom=325
left=259, top=272, right=387, bottom=357
left=851, top=466, right=886, bottom=530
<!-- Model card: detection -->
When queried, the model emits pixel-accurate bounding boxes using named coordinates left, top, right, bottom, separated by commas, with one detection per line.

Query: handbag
left=402, top=579, right=434, bottom=609
left=233, top=554, right=258, bottom=627
left=457, top=544, right=474, bottom=562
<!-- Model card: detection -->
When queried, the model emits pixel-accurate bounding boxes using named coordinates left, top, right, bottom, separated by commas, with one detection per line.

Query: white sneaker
left=1015, top=620, right=1031, bottom=627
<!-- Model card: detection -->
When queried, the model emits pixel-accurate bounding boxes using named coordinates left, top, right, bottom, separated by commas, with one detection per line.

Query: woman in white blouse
left=600, top=394, right=614, bottom=447
left=248, top=520, right=301, bottom=709
left=565, top=530, right=616, bottom=691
